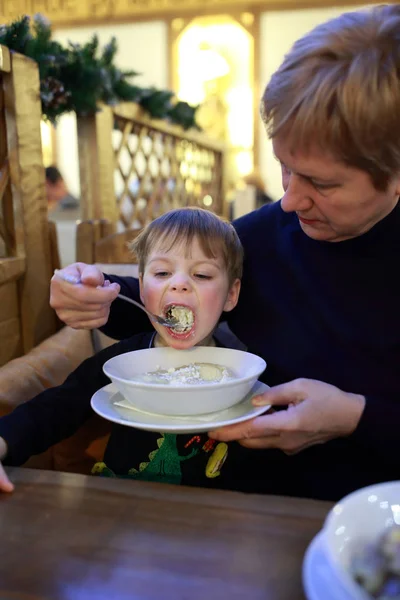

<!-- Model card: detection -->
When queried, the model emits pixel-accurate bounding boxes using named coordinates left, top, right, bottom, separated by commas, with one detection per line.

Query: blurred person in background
left=46, top=166, right=80, bottom=217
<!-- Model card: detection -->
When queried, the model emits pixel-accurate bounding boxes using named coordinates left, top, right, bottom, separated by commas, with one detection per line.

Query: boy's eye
left=194, top=273, right=212, bottom=280
left=154, top=271, right=169, bottom=277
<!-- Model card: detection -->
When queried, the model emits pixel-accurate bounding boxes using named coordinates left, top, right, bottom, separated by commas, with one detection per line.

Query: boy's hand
left=0, top=462, right=13, bottom=493
left=0, top=438, right=13, bottom=492
left=50, top=262, right=120, bottom=329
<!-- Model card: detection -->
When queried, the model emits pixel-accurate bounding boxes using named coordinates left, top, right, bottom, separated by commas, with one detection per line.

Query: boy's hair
left=130, top=207, right=243, bottom=283
left=261, top=4, right=400, bottom=191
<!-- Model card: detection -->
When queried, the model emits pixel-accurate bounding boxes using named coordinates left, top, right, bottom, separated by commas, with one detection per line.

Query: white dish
left=303, top=532, right=353, bottom=600
left=321, top=480, right=400, bottom=600
left=103, top=346, right=266, bottom=416
left=91, top=380, right=270, bottom=434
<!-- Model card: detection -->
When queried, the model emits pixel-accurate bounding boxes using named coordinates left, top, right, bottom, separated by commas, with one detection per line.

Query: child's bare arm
left=0, top=437, right=14, bottom=493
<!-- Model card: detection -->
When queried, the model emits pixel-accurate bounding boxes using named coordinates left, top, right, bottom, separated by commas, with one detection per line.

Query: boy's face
left=139, top=236, right=240, bottom=349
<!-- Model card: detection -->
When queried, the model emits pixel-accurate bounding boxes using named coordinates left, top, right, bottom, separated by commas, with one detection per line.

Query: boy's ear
left=223, top=279, right=241, bottom=312
left=138, top=273, right=145, bottom=304
left=394, top=173, right=400, bottom=197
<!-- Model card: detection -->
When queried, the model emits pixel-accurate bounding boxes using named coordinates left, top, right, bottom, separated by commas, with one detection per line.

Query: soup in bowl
left=103, top=346, right=266, bottom=416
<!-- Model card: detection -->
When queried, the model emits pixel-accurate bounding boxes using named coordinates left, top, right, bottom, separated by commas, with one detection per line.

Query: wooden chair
left=0, top=219, right=127, bottom=474
left=47, top=220, right=62, bottom=277
left=76, top=219, right=142, bottom=265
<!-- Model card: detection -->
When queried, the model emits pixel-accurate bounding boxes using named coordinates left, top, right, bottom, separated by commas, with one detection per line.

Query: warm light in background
left=192, top=44, right=230, bottom=82
left=235, top=150, right=253, bottom=176
left=40, top=120, right=54, bottom=167
left=174, top=16, right=254, bottom=190
left=225, top=86, right=253, bottom=148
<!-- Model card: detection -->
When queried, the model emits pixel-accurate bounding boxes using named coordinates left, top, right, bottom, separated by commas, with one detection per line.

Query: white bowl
left=321, top=481, right=400, bottom=599
left=103, top=346, right=266, bottom=416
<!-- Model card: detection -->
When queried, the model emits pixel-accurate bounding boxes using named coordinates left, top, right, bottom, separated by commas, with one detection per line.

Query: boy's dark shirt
left=99, top=201, right=400, bottom=501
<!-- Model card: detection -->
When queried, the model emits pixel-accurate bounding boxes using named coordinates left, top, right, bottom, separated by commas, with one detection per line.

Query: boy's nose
left=170, top=274, right=190, bottom=292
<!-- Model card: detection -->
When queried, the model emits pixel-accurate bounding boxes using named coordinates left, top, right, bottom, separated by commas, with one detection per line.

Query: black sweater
left=98, top=201, right=400, bottom=501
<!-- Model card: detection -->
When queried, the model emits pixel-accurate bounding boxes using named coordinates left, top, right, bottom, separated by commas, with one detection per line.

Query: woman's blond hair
left=261, top=4, right=400, bottom=190
left=130, top=207, right=243, bottom=283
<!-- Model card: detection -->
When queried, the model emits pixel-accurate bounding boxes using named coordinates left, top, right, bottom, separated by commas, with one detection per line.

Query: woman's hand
left=0, top=438, right=13, bottom=493
left=50, top=263, right=120, bottom=329
left=209, top=378, right=366, bottom=453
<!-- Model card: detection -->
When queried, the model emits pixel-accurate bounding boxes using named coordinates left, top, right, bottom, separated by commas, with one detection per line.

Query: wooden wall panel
left=3, top=51, right=57, bottom=351
left=0, top=46, right=58, bottom=366
left=0, top=0, right=378, bottom=30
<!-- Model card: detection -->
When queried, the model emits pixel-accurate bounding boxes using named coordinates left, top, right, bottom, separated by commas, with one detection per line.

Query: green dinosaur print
left=92, top=433, right=198, bottom=485
left=128, top=433, right=198, bottom=484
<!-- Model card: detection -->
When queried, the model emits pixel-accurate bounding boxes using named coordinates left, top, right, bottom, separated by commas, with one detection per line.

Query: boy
left=0, top=208, right=243, bottom=492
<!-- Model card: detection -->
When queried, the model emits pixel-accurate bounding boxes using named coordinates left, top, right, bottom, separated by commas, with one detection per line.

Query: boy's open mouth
left=164, top=304, right=195, bottom=335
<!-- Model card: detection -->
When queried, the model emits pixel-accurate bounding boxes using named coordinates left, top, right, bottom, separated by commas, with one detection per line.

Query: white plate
left=303, top=532, right=353, bottom=600
left=91, top=380, right=270, bottom=433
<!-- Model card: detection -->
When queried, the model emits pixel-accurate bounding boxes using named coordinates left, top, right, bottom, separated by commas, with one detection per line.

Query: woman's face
left=273, top=136, right=400, bottom=242
left=139, top=236, right=240, bottom=349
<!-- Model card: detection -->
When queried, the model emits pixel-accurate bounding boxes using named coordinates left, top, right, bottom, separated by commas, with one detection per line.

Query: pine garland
left=0, top=14, right=200, bottom=129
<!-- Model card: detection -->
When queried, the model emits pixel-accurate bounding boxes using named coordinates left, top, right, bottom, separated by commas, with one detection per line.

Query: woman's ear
left=223, top=279, right=241, bottom=312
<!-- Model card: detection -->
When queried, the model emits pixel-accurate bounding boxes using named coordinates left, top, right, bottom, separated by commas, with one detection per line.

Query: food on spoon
left=133, top=362, right=236, bottom=385
left=165, top=305, right=194, bottom=333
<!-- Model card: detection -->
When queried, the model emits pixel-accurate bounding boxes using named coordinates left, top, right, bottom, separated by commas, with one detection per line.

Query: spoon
left=116, top=293, right=178, bottom=328
left=53, top=270, right=179, bottom=329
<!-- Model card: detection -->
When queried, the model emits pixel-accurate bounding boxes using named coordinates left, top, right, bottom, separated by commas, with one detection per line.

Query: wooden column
left=77, top=106, right=117, bottom=225
left=2, top=49, right=57, bottom=353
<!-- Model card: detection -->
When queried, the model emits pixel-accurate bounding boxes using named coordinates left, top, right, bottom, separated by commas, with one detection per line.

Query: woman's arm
left=210, top=378, right=399, bottom=463
left=210, top=378, right=366, bottom=451
left=101, top=274, right=152, bottom=339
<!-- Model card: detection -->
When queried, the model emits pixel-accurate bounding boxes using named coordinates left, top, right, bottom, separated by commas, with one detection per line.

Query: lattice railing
left=77, top=103, right=225, bottom=230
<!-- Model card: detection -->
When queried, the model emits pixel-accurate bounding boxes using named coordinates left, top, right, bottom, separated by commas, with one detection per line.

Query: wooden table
left=0, top=468, right=332, bottom=600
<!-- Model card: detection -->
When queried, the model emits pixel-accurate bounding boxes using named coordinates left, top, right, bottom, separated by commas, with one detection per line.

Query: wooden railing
left=0, top=46, right=57, bottom=366
left=76, top=103, right=226, bottom=231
